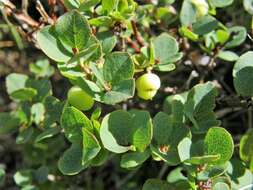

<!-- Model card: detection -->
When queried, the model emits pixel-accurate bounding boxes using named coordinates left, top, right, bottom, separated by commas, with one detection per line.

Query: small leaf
left=180, top=0, right=196, bottom=26
left=153, top=33, right=179, bottom=65
left=58, top=144, right=87, bottom=175
left=102, top=0, right=117, bottom=13
left=177, top=137, right=192, bottom=162
left=120, top=149, right=150, bottom=169
left=97, top=31, right=117, bottom=54
left=233, top=51, right=253, bottom=96
left=35, top=127, right=61, bottom=143
left=61, top=106, right=92, bottom=143
left=225, top=26, right=247, bottom=49
left=209, top=0, right=234, bottom=7
left=31, top=103, right=45, bottom=125
left=34, top=166, right=48, bottom=184
left=37, top=25, right=72, bottom=62
left=184, top=82, right=220, bottom=133
left=29, top=59, right=55, bottom=78
left=0, top=168, right=5, bottom=186
left=14, top=170, right=33, bottom=186
left=217, top=51, right=239, bottom=62
left=204, top=127, right=234, bottom=165
left=243, top=0, right=253, bottom=15
left=55, top=10, right=92, bottom=50
left=0, top=112, right=20, bottom=134
left=240, top=129, right=253, bottom=163
left=100, top=110, right=132, bottom=153
left=192, top=16, right=219, bottom=35
left=103, top=52, right=134, bottom=84
left=82, top=128, right=101, bottom=164
left=16, top=127, right=34, bottom=144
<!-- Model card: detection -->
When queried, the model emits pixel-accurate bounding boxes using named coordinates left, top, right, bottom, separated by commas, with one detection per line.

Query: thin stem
left=158, top=163, right=169, bottom=179
left=248, top=107, right=252, bottom=129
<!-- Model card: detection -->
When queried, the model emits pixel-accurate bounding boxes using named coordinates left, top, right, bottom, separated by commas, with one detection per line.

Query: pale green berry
left=136, top=73, right=161, bottom=100
left=68, top=86, right=94, bottom=111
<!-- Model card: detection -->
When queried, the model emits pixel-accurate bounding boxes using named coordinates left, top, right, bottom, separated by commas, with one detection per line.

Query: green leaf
left=167, top=167, right=191, bottom=189
left=0, top=112, right=20, bottom=134
left=243, top=0, right=253, bottom=15
left=31, top=103, right=45, bottom=125
left=82, top=128, right=101, bottom=164
left=97, top=31, right=117, bottom=54
left=35, top=127, right=61, bottom=143
left=58, top=144, right=87, bottom=175
left=217, top=50, right=239, bottom=62
left=186, top=155, right=220, bottom=165
left=103, top=52, right=134, bottom=84
left=61, top=106, right=92, bottom=143
left=100, top=110, right=132, bottom=153
left=240, top=129, right=253, bottom=163
left=0, top=168, right=5, bottom=186
left=197, top=164, right=228, bottom=180
left=163, top=92, right=188, bottom=124
left=67, top=38, right=101, bottom=64
left=89, top=16, right=113, bottom=27
left=10, top=88, right=37, bottom=101
left=37, top=25, right=72, bottom=62
left=153, top=33, right=180, bottom=65
left=129, top=110, right=153, bottom=152
left=55, top=10, right=92, bottom=50
left=180, top=0, right=196, bottom=26
left=153, top=63, right=176, bottom=72
left=34, top=166, right=48, bottom=184
left=14, top=170, right=33, bottom=186
left=192, top=16, right=219, bottom=35
left=120, top=149, right=150, bottom=169
left=216, top=29, right=230, bottom=44
left=212, top=182, right=230, bottom=190
left=29, top=59, right=55, bottom=78
left=225, top=26, right=247, bottom=49
left=177, top=137, right=192, bottom=162
left=102, top=79, right=135, bottom=105
left=209, top=0, right=234, bottom=7
left=204, top=127, right=234, bottom=165
left=184, top=82, right=220, bottom=133
left=44, top=96, right=65, bottom=127
left=233, top=51, right=253, bottom=96
left=6, top=73, right=37, bottom=101
left=102, top=0, right=117, bottom=13
left=142, top=179, right=174, bottom=190
left=26, top=79, right=52, bottom=102
left=16, top=127, right=34, bottom=144
left=151, top=112, right=191, bottom=165
left=6, top=73, right=28, bottom=95
left=230, top=168, right=253, bottom=190
left=179, top=26, right=199, bottom=41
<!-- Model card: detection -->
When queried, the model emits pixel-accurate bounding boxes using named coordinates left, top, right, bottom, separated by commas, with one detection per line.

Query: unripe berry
left=67, top=86, right=94, bottom=111
left=136, top=73, right=161, bottom=100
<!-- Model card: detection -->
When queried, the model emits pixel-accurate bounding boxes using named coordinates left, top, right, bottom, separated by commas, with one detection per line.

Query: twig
left=131, top=20, right=145, bottom=47
left=21, top=0, right=28, bottom=14
left=126, top=37, right=141, bottom=53
left=158, top=163, right=169, bottom=179
left=48, top=0, right=57, bottom=22
left=248, top=107, right=252, bottom=129
left=36, top=0, right=53, bottom=24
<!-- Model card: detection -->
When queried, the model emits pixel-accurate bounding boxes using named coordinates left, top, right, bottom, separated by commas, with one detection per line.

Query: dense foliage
left=1, top=0, right=253, bottom=189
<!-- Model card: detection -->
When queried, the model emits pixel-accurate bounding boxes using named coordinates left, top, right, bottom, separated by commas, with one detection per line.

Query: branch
left=131, top=20, right=145, bottom=47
